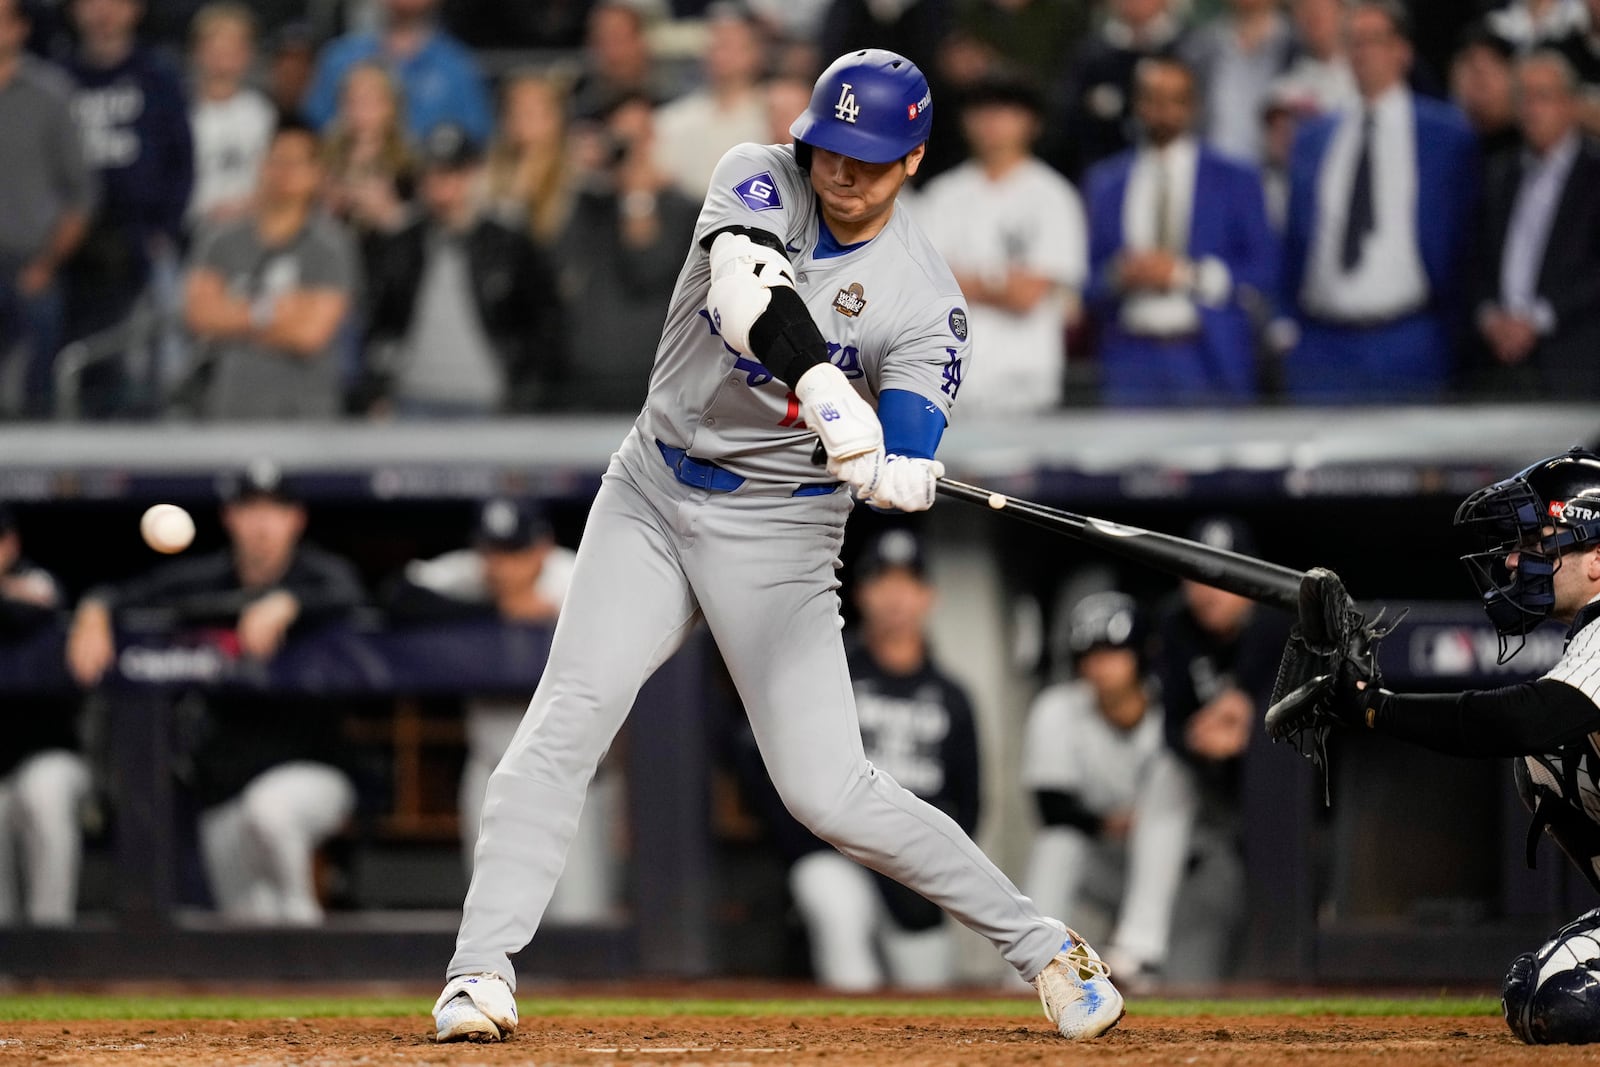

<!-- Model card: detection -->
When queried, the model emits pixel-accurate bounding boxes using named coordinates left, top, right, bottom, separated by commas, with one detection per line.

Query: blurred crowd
left=1, top=0, right=1599, bottom=419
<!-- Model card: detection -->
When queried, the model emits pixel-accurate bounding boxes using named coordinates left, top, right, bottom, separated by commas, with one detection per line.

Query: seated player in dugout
left=1021, top=592, right=1171, bottom=986
left=431, top=48, right=1124, bottom=1044
left=1123, top=517, right=1284, bottom=986
left=385, top=497, right=623, bottom=924
left=1268, top=448, right=1600, bottom=1045
left=0, top=504, right=91, bottom=927
left=64, top=461, right=365, bottom=924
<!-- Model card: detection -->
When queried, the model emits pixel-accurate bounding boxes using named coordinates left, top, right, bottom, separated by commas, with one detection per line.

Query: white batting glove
left=866, top=455, right=945, bottom=512
left=795, top=363, right=882, bottom=467
left=833, top=447, right=886, bottom=499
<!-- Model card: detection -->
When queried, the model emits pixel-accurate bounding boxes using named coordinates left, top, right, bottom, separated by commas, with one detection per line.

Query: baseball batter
left=432, top=49, right=1123, bottom=1043
left=1268, top=448, right=1600, bottom=1044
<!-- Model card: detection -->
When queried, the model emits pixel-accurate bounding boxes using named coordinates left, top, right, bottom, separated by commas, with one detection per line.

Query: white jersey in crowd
left=1021, top=679, right=1165, bottom=817
left=916, top=157, right=1086, bottom=415
left=188, top=88, right=276, bottom=224
left=641, top=143, right=973, bottom=483
left=653, top=89, right=770, bottom=202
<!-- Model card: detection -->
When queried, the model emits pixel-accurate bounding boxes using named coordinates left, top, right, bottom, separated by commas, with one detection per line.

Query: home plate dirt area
left=0, top=1000, right=1582, bottom=1067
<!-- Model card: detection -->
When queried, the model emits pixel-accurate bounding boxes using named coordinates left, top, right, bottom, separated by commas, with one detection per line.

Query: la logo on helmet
left=834, top=82, right=860, bottom=124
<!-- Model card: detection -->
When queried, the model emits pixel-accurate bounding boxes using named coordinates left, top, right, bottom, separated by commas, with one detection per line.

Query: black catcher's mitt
left=1264, top=567, right=1400, bottom=794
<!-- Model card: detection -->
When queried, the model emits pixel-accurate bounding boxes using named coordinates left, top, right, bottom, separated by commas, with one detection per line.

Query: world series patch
left=833, top=282, right=867, bottom=317
left=733, top=172, right=782, bottom=211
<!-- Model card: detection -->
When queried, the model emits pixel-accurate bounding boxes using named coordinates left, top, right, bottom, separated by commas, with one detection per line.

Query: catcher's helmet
left=1455, top=448, right=1600, bottom=659
left=790, top=48, right=932, bottom=164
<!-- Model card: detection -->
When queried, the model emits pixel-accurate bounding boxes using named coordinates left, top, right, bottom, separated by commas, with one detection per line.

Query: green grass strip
left=0, top=994, right=1499, bottom=1023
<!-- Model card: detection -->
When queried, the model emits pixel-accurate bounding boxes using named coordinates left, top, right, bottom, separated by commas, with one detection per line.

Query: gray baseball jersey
left=448, top=142, right=1065, bottom=994
left=642, top=143, right=972, bottom=482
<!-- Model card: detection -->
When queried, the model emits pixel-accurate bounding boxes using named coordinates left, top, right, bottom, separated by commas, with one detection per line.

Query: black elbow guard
left=749, top=285, right=831, bottom=389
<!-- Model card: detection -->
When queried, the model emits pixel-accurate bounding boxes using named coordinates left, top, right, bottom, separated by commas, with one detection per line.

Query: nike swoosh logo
left=785, top=242, right=803, bottom=255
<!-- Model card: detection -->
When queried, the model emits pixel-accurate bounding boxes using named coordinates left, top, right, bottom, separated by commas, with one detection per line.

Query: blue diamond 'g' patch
left=734, top=172, right=783, bottom=211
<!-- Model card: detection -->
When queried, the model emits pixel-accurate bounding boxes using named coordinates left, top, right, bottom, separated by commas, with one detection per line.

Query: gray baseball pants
left=448, top=427, right=1063, bottom=987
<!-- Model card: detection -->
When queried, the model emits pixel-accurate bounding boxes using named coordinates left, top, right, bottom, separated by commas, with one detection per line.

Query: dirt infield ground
left=0, top=1012, right=1584, bottom=1067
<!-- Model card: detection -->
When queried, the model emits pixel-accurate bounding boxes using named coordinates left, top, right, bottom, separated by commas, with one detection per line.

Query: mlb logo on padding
left=734, top=172, right=783, bottom=211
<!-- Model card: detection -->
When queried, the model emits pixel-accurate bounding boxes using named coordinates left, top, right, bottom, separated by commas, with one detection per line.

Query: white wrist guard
left=795, top=362, right=881, bottom=464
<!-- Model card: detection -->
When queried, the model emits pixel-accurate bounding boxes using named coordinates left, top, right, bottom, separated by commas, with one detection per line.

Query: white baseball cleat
left=433, top=972, right=518, bottom=1042
left=1030, top=920, right=1125, bottom=1040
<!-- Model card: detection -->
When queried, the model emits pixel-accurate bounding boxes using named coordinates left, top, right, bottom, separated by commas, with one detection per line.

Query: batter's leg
left=457, top=706, right=521, bottom=872
left=684, top=492, right=1064, bottom=980
left=448, top=458, right=701, bottom=988
left=546, top=768, right=622, bottom=924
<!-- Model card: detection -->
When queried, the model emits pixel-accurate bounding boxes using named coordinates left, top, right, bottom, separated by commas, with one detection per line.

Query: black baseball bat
left=936, top=477, right=1304, bottom=612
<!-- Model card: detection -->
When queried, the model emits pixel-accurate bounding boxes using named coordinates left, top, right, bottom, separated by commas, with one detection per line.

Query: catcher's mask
left=1454, top=448, right=1600, bottom=662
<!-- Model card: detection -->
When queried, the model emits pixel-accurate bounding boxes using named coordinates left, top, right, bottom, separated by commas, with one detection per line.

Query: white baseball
left=988, top=492, right=1007, bottom=510
left=140, top=503, right=195, bottom=554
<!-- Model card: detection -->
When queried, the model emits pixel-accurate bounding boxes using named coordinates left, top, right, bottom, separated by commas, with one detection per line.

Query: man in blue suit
left=1086, top=56, right=1278, bottom=406
left=1280, top=0, right=1479, bottom=402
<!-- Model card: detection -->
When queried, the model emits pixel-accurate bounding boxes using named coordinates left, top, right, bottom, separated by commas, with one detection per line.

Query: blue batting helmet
left=790, top=48, right=932, bottom=164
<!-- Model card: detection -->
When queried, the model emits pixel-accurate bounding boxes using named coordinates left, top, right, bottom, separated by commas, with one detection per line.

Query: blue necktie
left=1341, top=109, right=1375, bottom=272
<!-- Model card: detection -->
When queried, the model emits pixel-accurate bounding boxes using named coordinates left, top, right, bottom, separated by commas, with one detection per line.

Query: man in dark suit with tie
left=1280, top=0, right=1479, bottom=402
left=1084, top=56, right=1278, bottom=405
left=1471, top=50, right=1600, bottom=399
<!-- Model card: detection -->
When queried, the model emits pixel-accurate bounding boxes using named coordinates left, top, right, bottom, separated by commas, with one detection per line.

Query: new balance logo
left=817, top=403, right=842, bottom=422
left=834, top=83, right=860, bottom=124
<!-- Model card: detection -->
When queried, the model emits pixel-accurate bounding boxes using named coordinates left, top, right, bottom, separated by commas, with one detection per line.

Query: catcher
left=1267, top=447, right=1600, bottom=1045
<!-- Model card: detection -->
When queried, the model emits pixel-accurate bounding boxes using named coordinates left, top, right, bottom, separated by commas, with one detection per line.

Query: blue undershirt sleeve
left=877, top=388, right=946, bottom=461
